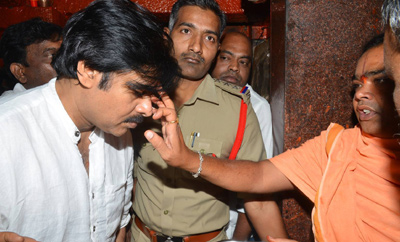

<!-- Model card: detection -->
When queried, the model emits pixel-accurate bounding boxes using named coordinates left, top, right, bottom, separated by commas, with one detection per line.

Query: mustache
left=220, top=71, right=242, bottom=82
left=181, top=52, right=205, bottom=63
left=123, top=115, right=144, bottom=124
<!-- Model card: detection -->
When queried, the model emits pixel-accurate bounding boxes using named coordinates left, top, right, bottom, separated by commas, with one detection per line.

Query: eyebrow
left=178, top=22, right=219, bottom=37
left=220, top=50, right=251, bottom=60
left=42, top=47, right=58, bottom=54
left=352, top=69, right=385, bottom=80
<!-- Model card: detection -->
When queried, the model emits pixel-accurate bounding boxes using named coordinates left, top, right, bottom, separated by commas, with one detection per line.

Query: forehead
left=174, top=5, right=220, bottom=33
left=221, top=33, right=252, bottom=57
left=26, top=40, right=61, bottom=54
left=355, top=45, right=384, bottom=75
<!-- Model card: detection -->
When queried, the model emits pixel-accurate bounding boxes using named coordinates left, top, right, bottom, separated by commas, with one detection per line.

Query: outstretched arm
left=147, top=94, right=294, bottom=194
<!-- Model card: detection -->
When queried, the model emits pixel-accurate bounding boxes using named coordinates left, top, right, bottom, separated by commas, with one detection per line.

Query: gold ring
left=168, top=118, right=179, bottom=124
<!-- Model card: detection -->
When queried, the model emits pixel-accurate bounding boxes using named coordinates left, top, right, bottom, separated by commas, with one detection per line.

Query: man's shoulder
left=213, top=78, right=251, bottom=105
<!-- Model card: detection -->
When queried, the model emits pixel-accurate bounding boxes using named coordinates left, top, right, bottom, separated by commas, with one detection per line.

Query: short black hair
left=220, top=29, right=252, bottom=52
left=168, top=0, right=226, bottom=39
left=0, top=18, right=62, bottom=90
left=362, top=33, right=384, bottom=54
left=52, top=0, right=180, bottom=94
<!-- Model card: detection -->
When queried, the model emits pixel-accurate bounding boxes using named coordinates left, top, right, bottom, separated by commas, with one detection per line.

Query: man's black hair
left=0, top=18, right=62, bottom=90
left=52, top=0, right=180, bottom=94
left=362, top=33, right=384, bottom=54
left=168, top=0, right=226, bottom=39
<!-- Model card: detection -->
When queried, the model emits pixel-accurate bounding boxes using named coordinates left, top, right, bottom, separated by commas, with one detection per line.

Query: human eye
left=44, top=50, right=57, bottom=60
left=180, top=28, right=190, bottom=34
left=239, top=60, right=249, bottom=66
left=351, top=80, right=362, bottom=91
left=374, top=77, right=393, bottom=84
left=205, top=35, right=216, bottom=43
left=219, top=55, right=229, bottom=61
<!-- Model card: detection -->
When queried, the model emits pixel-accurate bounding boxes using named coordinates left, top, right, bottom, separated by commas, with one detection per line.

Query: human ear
left=76, top=60, right=100, bottom=88
left=164, top=27, right=170, bottom=36
left=10, top=63, right=27, bottom=84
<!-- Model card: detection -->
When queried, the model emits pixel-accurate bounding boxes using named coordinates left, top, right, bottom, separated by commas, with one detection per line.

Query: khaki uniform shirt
left=133, top=74, right=266, bottom=237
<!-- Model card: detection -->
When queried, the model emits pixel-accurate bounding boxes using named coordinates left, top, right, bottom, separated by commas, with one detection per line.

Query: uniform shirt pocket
left=187, top=135, right=223, bottom=158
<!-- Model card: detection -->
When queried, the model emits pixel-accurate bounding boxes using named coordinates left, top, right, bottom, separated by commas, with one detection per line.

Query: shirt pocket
left=105, top=182, right=126, bottom=238
left=187, top=135, right=223, bottom=158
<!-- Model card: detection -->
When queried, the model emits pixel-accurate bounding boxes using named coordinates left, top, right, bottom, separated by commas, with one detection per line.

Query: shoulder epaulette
left=213, top=78, right=251, bottom=105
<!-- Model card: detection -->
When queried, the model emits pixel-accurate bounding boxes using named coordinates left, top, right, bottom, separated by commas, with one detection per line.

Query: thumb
left=145, top=130, right=169, bottom=156
left=2, top=232, right=24, bottom=242
left=266, top=235, right=276, bottom=242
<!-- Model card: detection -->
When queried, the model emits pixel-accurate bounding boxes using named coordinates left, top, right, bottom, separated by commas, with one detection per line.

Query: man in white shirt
left=0, top=0, right=180, bottom=241
left=0, top=18, right=62, bottom=97
left=211, top=30, right=287, bottom=240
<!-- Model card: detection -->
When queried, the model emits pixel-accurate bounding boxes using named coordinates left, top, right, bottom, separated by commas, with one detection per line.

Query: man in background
left=211, top=30, right=286, bottom=241
left=0, top=18, right=62, bottom=96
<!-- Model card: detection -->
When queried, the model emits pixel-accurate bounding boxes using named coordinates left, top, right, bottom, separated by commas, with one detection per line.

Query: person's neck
left=173, top=76, right=205, bottom=108
left=55, top=78, right=95, bottom=133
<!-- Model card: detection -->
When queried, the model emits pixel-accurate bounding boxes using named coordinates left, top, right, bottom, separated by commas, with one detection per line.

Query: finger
left=150, top=95, right=161, bottom=106
left=21, top=238, right=37, bottom=242
left=159, top=93, right=175, bottom=109
left=152, top=106, right=177, bottom=122
left=145, top=130, right=169, bottom=153
left=266, top=236, right=275, bottom=242
left=2, top=232, right=24, bottom=242
left=266, top=236, right=297, bottom=242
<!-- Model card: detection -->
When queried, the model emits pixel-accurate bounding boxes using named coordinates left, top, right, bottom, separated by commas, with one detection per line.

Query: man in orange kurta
left=271, top=122, right=400, bottom=241
left=255, top=34, right=400, bottom=242
left=144, top=35, right=400, bottom=242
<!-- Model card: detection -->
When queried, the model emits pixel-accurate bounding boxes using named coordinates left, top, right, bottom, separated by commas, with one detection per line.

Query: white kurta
left=0, top=79, right=133, bottom=242
left=0, top=83, right=26, bottom=97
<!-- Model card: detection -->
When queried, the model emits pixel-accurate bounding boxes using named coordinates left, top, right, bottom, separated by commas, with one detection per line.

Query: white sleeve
left=249, top=88, right=274, bottom=159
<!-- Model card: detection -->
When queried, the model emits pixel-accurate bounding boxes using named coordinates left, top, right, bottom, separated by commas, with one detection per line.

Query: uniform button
left=75, top=131, right=80, bottom=137
left=164, top=210, right=169, bottom=215
left=143, top=143, right=147, bottom=147
left=92, top=193, right=94, bottom=199
left=93, top=226, right=96, bottom=232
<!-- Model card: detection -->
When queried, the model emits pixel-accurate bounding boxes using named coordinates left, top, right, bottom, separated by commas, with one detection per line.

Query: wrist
left=191, top=151, right=203, bottom=178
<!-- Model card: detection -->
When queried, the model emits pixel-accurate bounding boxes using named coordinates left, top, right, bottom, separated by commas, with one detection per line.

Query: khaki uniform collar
left=184, top=74, right=219, bottom=106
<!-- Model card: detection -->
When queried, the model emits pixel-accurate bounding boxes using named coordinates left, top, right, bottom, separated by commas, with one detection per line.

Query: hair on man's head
left=0, top=18, right=62, bottom=89
left=53, top=0, right=180, bottom=94
left=362, top=33, right=384, bottom=54
left=382, top=0, right=400, bottom=51
left=168, top=0, right=226, bottom=39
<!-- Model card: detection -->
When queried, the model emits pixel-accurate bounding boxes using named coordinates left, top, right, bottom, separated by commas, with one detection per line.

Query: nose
left=136, top=95, right=152, bottom=117
left=229, top=61, right=239, bottom=72
left=189, top=34, right=202, bottom=55
left=354, top=82, right=374, bottom=101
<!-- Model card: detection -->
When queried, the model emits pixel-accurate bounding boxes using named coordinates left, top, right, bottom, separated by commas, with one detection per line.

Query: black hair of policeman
left=0, top=18, right=62, bottom=90
left=53, top=0, right=180, bottom=94
left=168, top=0, right=226, bottom=38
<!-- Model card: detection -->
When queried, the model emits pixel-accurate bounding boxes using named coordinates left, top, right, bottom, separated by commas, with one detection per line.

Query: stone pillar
left=269, top=0, right=383, bottom=241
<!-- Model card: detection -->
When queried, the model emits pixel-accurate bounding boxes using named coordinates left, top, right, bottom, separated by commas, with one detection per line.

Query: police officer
left=131, top=1, right=266, bottom=241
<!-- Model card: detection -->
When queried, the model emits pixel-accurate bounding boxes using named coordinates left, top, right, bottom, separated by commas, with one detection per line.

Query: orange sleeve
left=270, top=130, right=329, bottom=201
